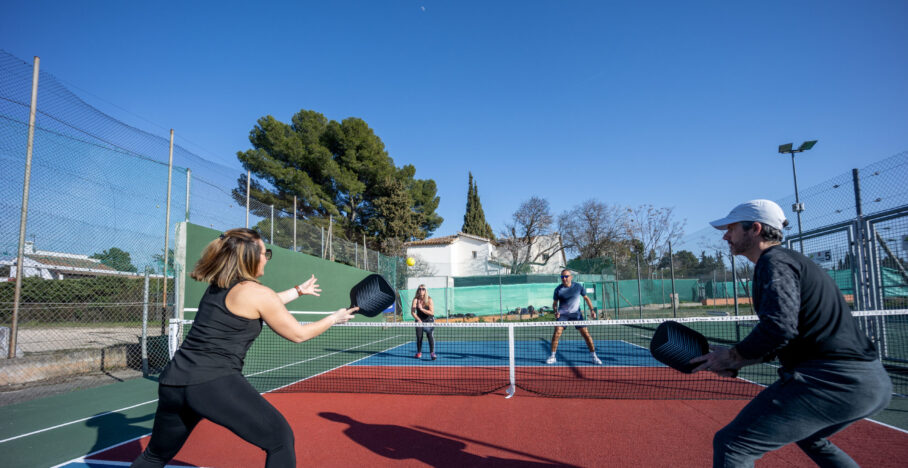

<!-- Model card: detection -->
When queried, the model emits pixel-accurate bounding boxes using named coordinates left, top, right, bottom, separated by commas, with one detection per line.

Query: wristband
left=295, top=284, right=305, bottom=297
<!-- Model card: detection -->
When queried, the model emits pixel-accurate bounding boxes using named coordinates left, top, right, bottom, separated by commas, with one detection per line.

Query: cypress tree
left=462, top=172, right=494, bottom=239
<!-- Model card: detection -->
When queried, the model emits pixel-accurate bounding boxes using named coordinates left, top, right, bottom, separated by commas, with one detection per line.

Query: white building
left=404, top=232, right=496, bottom=288
left=1, top=241, right=125, bottom=280
left=404, top=232, right=566, bottom=289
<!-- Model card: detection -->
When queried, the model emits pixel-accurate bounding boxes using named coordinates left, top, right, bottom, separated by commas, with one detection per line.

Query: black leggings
left=415, top=323, right=435, bottom=353
left=131, top=373, right=294, bottom=468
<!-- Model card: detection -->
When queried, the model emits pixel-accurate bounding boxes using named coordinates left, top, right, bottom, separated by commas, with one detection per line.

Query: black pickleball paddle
left=649, top=321, right=710, bottom=374
left=349, top=274, right=397, bottom=317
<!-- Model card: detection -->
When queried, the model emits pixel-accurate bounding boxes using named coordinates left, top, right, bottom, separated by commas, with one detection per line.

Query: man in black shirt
left=691, top=199, right=891, bottom=467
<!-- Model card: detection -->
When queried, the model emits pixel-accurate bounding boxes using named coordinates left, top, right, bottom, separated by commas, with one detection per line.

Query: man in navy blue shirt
left=691, top=199, right=891, bottom=467
left=547, top=269, right=601, bottom=365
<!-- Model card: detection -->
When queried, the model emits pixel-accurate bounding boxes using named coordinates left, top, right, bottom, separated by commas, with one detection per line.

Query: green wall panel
left=183, top=223, right=388, bottom=322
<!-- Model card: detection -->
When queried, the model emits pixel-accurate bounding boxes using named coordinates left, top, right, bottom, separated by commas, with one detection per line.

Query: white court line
left=44, top=334, right=407, bottom=466
left=616, top=340, right=907, bottom=434
left=0, top=400, right=156, bottom=445
left=267, top=336, right=409, bottom=392
left=250, top=334, right=405, bottom=380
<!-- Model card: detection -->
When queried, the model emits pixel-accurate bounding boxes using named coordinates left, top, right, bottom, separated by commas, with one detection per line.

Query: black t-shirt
left=736, top=246, right=878, bottom=368
left=159, top=282, right=263, bottom=385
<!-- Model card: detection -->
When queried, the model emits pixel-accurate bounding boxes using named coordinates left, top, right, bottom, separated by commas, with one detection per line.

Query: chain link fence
left=0, top=51, right=405, bottom=404
left=677, top=150, right=908, bottom=317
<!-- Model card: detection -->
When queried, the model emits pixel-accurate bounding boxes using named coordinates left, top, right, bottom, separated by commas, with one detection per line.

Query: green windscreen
left=181, top=223, right=388, bottom=322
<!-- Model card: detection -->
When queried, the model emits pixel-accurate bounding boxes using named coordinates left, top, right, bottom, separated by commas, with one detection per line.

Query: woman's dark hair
left=190, top=228, right=263, bottom=287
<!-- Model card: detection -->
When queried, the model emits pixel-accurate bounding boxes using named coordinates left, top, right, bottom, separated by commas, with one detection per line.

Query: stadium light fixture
left=778, top=140, right=818, bottom=254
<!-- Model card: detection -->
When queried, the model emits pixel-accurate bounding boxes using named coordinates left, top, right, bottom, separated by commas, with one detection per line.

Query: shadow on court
left=83, top=412, right=197, bottom=467
left=85, top=411, right=155, bottom=456
left=319, top=412, right=578, bottom=467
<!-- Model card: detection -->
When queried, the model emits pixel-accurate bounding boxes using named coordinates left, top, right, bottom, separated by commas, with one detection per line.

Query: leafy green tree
left=461, top=172, right=494, bottom=239
left=90, top=247, right=137, bottom=272
left=152, top=248, right=175, bottom=275
left=367, top=177, right=423, bottom=243
left=566, top=256, right=614, bottom=274
left=234, top=110, right=441, bottom=251
left=657, top=249, right=699, bottom=277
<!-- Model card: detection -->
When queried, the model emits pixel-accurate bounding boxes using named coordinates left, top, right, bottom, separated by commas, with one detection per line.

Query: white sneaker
left=591, top=353, right=603, bottom=365
left=546, top=355, right=557, bottom=364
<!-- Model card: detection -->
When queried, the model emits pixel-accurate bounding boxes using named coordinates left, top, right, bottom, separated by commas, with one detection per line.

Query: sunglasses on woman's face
left=264, top=249, right=272, bottom=260
left=417, top=288, right=426, bottom=291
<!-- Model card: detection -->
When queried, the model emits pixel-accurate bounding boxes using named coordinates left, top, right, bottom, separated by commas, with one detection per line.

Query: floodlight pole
left=778, top=141, right=817, bottom=254
left=789, top=153, right=804, bottom=253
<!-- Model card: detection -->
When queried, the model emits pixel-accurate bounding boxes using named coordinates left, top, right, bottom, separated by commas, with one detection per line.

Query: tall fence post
left=293, top=196, right=297, bottom=252
left=185, top=168, right=191, bottom=222
left=245, top=170, right=250, bottom=229
left=669, top=240, right=677, bottom=318
left=635, top=252, right=643, bottom=319
left=10, top=56, right=40, bottom=358
left=498, top=264, right=503, bottom=320
left=720, top=251, right=728, bottom=305
left=270, top=205, right=274, bottom=243
left=660, top=268, right=665, bottom=309
left=731, top=253, right=739, bottom=316
left=852, top=168, right=874, bottom=310
left=161, top=129, right=174, bottom=336
left=142, top=269, right=150, bottom=376
left=614, top=252, right=620, bottom=319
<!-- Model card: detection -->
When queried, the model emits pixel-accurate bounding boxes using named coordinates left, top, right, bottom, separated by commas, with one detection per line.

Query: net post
left=168, top=321, right=180, bottom=359
left=505, top=324, right=516, bottom=398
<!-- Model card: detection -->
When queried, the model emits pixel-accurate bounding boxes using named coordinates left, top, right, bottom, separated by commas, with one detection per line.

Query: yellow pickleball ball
left=406, top=257, right=415, bottom=267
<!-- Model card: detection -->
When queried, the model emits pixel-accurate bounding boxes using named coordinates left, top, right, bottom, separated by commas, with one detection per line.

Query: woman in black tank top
left=132, top=228, right=357, bottom=468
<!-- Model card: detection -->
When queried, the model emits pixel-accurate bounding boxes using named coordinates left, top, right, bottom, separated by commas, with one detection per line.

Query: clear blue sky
left=3, top=1, right=907, bottom=243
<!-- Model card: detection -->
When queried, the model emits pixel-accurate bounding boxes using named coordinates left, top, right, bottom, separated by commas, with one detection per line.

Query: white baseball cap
left=709, top=199, right=788, bottom=231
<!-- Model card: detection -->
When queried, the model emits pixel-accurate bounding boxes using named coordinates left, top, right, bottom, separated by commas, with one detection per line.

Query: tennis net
left=169, top=310, right=908, bottom=399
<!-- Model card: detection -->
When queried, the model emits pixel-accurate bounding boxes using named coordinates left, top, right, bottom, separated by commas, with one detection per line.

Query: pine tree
left=461, top=172, right=494, bottom=239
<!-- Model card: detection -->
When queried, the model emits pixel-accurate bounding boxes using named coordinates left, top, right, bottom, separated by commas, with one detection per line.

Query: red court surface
left=91, top=392, right=908, bottom=467
left=275, top=367, right=765, bottom=399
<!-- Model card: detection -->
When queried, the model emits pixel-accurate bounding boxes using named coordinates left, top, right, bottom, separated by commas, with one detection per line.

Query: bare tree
left=624, top=205, right=686, bottom=273
left=498, top=197, right=565, bottom=273
left=558, top=199, right=627, bottom=259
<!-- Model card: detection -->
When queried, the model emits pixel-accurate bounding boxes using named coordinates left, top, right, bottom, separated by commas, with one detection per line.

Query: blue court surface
left=353, top=339, right=666, bottom=368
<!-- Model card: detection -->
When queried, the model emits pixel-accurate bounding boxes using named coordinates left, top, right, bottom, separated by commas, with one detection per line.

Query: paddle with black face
left=649, top=321, right=710, bottom=374
left=349, top=274, right=398, bottom=317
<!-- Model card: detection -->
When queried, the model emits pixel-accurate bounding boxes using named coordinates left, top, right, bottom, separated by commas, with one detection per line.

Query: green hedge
left=0, top=276, right=171, bottom=324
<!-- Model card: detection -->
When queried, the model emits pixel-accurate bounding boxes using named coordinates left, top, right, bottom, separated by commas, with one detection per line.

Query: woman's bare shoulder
left=230, top=280, right=274, bottom=298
